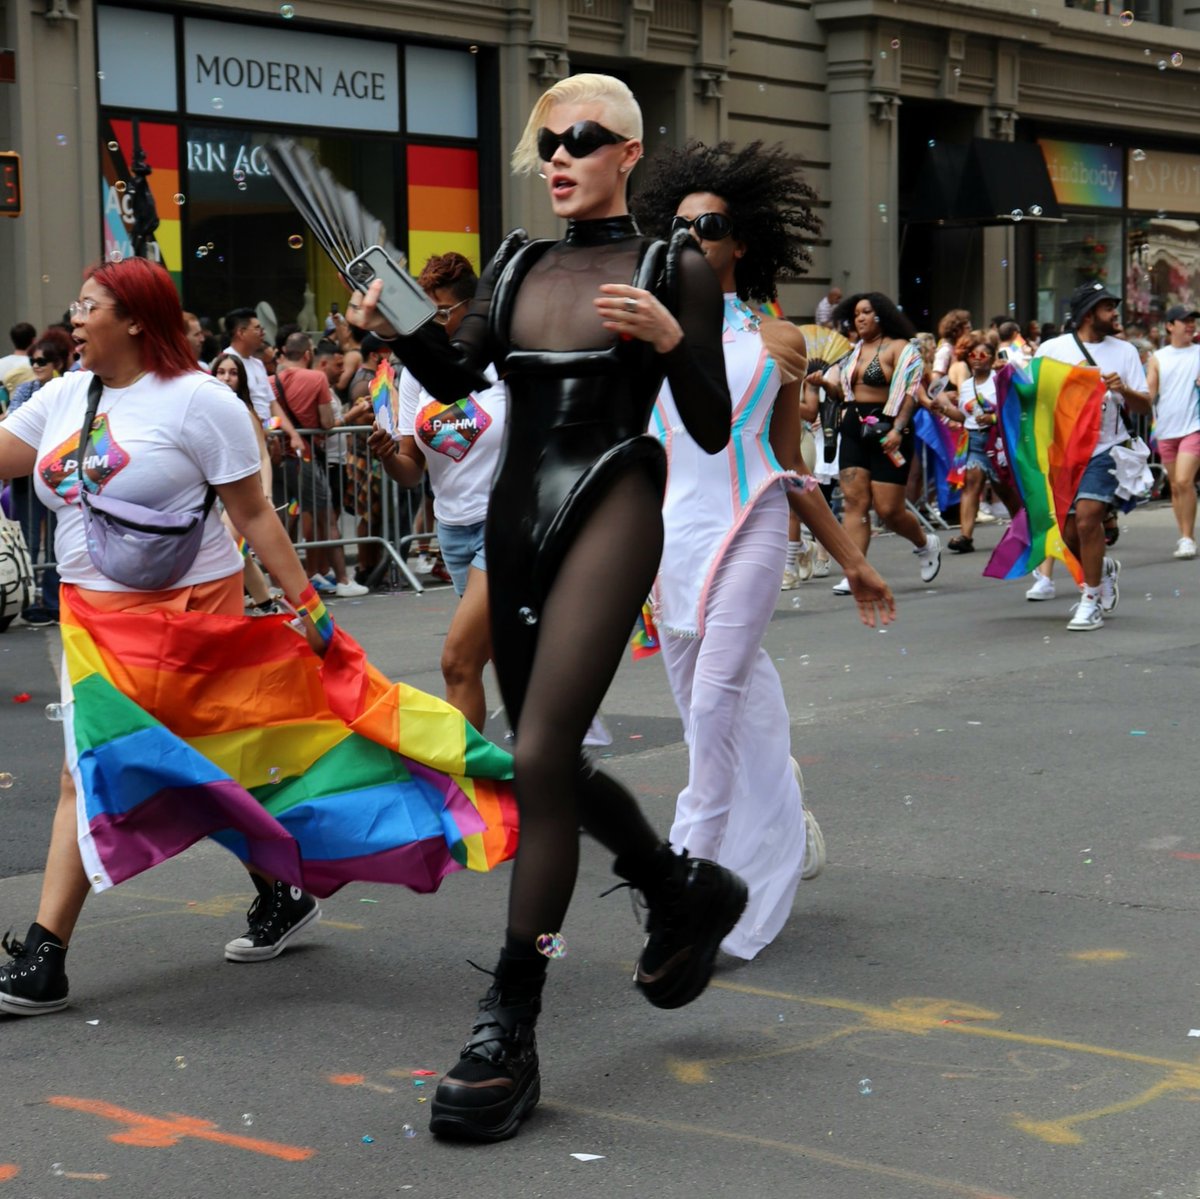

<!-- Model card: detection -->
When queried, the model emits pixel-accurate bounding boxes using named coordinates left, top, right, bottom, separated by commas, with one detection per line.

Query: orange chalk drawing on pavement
left=0, top=1165, right=19, bottom=1183
left=48, top=1098, right=314, bottom=1162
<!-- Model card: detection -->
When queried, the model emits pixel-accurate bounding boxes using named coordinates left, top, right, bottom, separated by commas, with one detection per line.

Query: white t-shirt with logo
left=224, top=346, right=273, bottom=425
left=1151, top=343, right=1200, bottom=441
left=1034, top=333, right=1147, bottom=455
left=396, top=366, right=506, bottom=526
left=3, top=370, right=259, bottom=590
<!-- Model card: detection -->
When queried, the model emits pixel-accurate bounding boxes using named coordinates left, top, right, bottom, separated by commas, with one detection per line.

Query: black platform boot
left=616, top=842, right=748, bottom=1011
left=429, top=956, right=545, bottom=1142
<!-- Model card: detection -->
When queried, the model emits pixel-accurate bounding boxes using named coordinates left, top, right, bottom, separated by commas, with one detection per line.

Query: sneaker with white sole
left=1173, top=537, right=1197, bottom=559
left=0, top=922, right=69, bottom=1016
left=1099, top=557, right=1120, bottom=614
left=1067, top=596, right=1103, bottom=631
left=335, top=579, right=369, bottom=598
left=225, top=879, right=321, bottom=963
left=309, top=574, right=337, bottom=596
left=831, top=576, right=852, bottom=595
left=1025, top=572, right=1056, bottom=601
left=812, top=558, right=831, bottom=579
left=790, top=758, right=825, bottom=881
left=914, top=533, right=942, bottom=583
left=781, top=569, right=801, bottom=592
left=795, top=544, right=815, bottom=581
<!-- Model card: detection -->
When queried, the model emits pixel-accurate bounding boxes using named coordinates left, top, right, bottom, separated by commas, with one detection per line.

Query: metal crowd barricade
left=267, top=424, right=427, bottom=593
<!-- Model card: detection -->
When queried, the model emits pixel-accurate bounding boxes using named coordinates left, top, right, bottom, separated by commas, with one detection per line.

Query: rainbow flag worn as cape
left=982, top=358, right=1105, bottom=584
left=60, top=588, right=518, bottom=898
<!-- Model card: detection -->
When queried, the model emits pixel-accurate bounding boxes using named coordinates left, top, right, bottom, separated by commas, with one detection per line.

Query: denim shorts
left=1072, top=448, right=1118, bottom=508
left=436, top=519, right=486, bottom=596
left=964, top=428, right=997, bottom=482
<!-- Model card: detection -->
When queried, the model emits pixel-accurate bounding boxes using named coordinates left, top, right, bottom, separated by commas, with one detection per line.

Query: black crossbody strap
left=1073, top=333, right=1136, bottom=435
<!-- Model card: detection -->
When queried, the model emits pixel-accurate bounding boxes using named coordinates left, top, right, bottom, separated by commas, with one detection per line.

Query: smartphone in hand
left=344, top=246, right=436, bottom=336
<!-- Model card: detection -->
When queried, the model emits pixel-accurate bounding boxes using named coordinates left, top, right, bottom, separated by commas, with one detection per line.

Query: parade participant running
left=1145, top=304, right=1200, bottom=560
left=350, top=73, right=739, bottom=1143
left=1033, top=283, right=1150, bottom=630
left=825, top=293, right=942, bottom=593
left=634, top=141, right=894, bottom=960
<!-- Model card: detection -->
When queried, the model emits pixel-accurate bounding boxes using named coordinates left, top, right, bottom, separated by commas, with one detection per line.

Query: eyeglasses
left=536, top=120, right=630, bottom=162
left=968, top=349, right=994, bottom=360
left=69, top=298, right=112, bottom=319
left=432, top=298, right=469, bottom=325
left=670, top=212, right=734, bottom=242
left=29, top=357, right=54, bottom=368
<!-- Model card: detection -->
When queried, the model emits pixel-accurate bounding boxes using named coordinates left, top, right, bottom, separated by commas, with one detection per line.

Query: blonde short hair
left=511, top=73, right=643, bottom=176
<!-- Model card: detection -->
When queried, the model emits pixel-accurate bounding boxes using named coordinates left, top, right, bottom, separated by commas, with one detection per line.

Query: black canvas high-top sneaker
left=0, top=921, right=69, bottom=1016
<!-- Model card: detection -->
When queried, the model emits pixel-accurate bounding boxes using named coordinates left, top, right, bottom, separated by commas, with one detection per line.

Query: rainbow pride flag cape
left=982, top=358, right=1105, bottom=584
left=60, top=588, right=517, bottom=897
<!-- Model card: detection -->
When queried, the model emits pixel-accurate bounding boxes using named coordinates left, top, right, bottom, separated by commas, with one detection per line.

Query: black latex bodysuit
left=391, top=215, right=730, bottom=940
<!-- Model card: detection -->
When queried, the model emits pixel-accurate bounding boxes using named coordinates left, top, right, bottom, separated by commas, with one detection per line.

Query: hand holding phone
left=344, top=246, right=436, bottom=337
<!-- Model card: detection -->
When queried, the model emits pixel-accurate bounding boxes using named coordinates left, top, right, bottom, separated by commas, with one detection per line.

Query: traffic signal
left=0, top=152, right=21, bottom=218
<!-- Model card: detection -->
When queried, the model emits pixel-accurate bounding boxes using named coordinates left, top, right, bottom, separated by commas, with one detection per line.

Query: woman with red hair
left=0, top=257, right=332, bottom=1013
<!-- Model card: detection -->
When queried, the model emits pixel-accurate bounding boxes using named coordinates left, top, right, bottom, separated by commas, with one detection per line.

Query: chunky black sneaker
left=429, top=971, right=543, bottom=1142
left=630, top=849, right=748, bottom=1010
left=0, top=922, right=69, bottom=1016
left=224, top=878, right=321, bottom=963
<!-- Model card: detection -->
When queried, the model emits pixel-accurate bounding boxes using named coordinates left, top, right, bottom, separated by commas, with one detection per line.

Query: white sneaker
left=309, top=573, right=337, bottom=596
left=1067, top=596, right=1103, bottom=631
left=831, top=576, right=852, bottom=595
left=974, top=510, right=998, bottom=524
left=915, top=533, right=941, bottom=583
left=1099, top=557, right=1120, bottom=614
left=795, top=543, right=815, bottom=581
left=781, top=569, right=801, bottom=592
left=790, top=757, right=825, bottom=880
left=1174, top=537, right=1197, bottom=560
left=1025, top=572, right=1056, bottom=601
left=812, top=558, right=831, bottom=579
left=413, top=554, right=435, bottom=574
left=335, top=579, right=369, bottom=598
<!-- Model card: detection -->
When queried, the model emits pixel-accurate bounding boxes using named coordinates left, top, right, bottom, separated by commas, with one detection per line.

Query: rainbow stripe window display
left=406, top=145, right=481, bottom=274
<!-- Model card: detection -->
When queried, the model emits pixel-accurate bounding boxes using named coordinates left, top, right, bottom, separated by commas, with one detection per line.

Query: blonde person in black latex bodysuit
left=350, top=73, right=742, bottom=1144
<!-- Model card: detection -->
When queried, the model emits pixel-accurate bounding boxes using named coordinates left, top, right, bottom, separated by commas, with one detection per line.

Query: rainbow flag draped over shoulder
left=60, top=588, right=517, bottom=897
left=983, top=358, right=1105, bottom=584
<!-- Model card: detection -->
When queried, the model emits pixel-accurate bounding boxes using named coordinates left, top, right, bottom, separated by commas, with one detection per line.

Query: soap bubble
left=241, top=1113, right=254, bottom=1126
left=1158, top=59, right=1167, bottom=69
left=858, top=1078, right=873, bottom=1095
left=658, top=125, right=667, bottom=134
left=1029, top=204, right=1043, bottom=216
left=518, top=606, right=538, bottom=626
left=879, top=50, right=888, bottom=59
left=51, top=1164, right=65, bottom=1176
left=107, top=140, right=119, bottom=152
left=55, top=133, right=68, bottom=147
left=97, top=70, right=106, bottom=81
left=115, top=180, right=126, bottom=194
left=196, top=246, right=209, bottom=259
left=469, top=44, right=479, bottom=53
left=41, top=274, right=50, bottom=283
left=279, top=3, right=295, bottom=15
left=1119, top=9, right=1134, bottom=24
left=927, top=139, right=936, bottom=147
left=174, top=1055, right=188, bottom=1069
left=402, top=1123, right=417, bottom=1138
left=211, top=96, right=224, bottom=110
left=952, top=65, right=961, bottom=76
left=0, top=773, right=13, bottom=789
left=287, top=234, right=304, bottom=249
left=237, top=181, right=247, bottom=191
left=107, top=250, right=123, bottom=264
left=207, top=242, right=214, bottom=249
left=267, top=766, right=281, bottom=784
left=1171, top=51, right=1184, bottom=66
left=232, top=168, right=246, bottom=183
left=758, top=83, right=766, bottom=92
left=173, top=193, right=186, bottom=205
left=1001, top=258, right=1009, bottom=268
left=1010, top=208, right=1023, bottom=221
left=890, top=38, right=900, bottom=48
left=1132, top=148, right=1146, bottom=161
left=536, top=932, right=567, bottom=959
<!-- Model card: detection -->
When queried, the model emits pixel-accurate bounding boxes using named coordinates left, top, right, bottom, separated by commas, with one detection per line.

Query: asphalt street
left=1, top=502, right=1199, bottom=1199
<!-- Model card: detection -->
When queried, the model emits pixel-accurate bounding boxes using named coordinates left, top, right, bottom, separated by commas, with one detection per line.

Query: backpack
left=0, top=512, right=34, bottom=633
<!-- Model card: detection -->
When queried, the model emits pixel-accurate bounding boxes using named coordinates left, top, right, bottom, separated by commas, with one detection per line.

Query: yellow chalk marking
left=1068, top=949, right=1129, bottom=962
left=547, top=1101, right=1016, bottom=1199
left=316, top=920, right=362, bottom=931
left=1013, top=1073, right=1196, bottom=1144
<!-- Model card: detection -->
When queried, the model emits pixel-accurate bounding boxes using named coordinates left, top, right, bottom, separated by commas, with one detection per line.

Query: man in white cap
left=1145, top=304, right=1200, bottom=559
left=1027, top=283, right=1151, bottom=630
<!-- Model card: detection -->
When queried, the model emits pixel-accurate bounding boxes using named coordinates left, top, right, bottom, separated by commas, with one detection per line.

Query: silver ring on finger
left=624, top=297, right=638, bottom=314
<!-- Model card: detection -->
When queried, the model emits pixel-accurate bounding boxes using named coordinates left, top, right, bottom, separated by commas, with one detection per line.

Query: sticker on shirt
left=415, top=396, right=491, bottom=463
left=38, top=415, right=130, bottom=502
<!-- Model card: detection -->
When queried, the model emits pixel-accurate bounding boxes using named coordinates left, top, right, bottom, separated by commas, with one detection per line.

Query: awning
left=908, top=138, right=1064, bottom=225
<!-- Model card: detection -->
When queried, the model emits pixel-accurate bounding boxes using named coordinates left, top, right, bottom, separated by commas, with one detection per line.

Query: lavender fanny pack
left=77, top=375, right=216, bottom=591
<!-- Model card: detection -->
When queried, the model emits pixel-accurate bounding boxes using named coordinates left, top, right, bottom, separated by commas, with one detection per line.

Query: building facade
left=2, top=0, right=1200, bottom=338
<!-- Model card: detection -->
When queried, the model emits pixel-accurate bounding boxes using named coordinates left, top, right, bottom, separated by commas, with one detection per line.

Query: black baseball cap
left=1069, top=282, right=1121, bottom=326
left=1164, top=304, right=1200, bottom=323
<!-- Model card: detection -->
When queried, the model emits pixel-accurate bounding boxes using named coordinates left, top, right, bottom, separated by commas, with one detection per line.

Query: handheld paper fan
left=265, top=137, right=434, bottom=335
left=797, top=325, right=852, bottom=371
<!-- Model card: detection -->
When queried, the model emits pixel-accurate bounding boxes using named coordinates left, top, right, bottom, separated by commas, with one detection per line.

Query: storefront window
left=1125, top=216, right=1200, bottom=329
left=1034, top=215, right=1122, bottom=326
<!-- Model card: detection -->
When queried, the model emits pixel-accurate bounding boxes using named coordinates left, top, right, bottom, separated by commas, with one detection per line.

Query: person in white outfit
left=635, top=142, right=894, bottom=960
left=1145, top=305, right=1200, bottom=560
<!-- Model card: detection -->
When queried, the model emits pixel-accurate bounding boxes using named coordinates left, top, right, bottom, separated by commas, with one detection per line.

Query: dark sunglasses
left=536, top=120, right=630, bottom=162
left=670, top=212, right=733, bottom=242
left=29, top=356, right=54, bottom=368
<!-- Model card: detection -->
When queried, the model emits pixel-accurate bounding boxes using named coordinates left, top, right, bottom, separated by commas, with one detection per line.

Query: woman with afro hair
left=634, top=141, right=894, bottom=959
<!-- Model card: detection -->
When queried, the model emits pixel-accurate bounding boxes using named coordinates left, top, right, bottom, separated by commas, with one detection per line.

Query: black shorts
left=838, top=406, right=914, bottom=486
